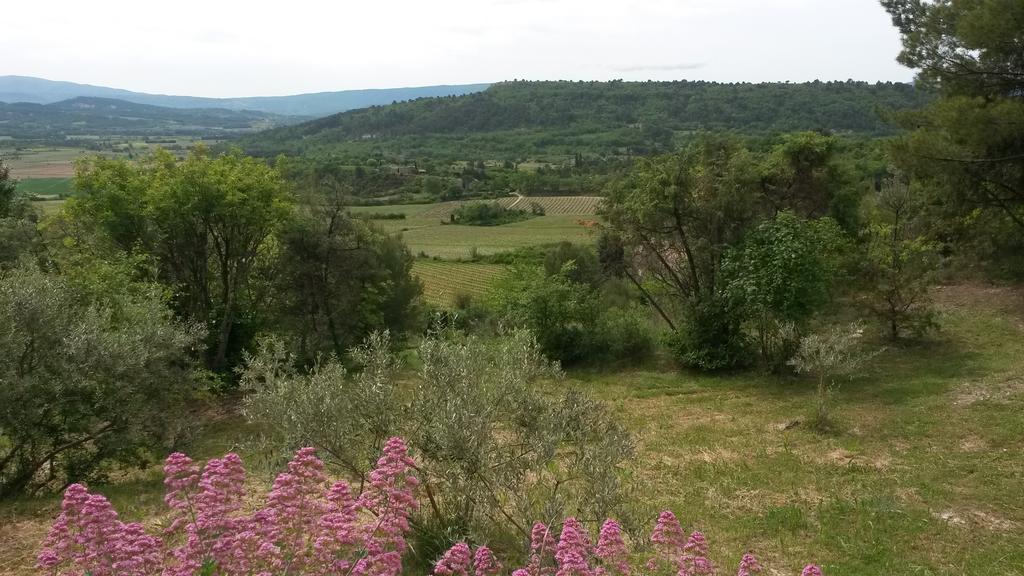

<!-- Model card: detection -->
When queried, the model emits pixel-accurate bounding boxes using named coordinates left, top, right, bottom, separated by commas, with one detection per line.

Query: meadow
left=2, top=284, right=1020, bottom=575
left=351, top=196, right=602, bottom=300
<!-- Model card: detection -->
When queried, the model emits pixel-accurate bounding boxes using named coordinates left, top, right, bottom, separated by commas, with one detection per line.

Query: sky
left=2, top=0, right=913, bottom=98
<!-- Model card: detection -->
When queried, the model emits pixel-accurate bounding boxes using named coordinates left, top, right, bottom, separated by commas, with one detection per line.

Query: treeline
left=273, top=135, right=891, bottom=206
left=241, top=80, right=929, bottom=160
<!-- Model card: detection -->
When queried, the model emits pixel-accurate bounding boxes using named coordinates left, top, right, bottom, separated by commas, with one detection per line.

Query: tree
left=882, top=0, right=1024, bottom=262
left=273, top=183, right=422, bottom=363
left=760, top=132, right=860, bottom=231
left=0, top=158, right=18, bottom=218
left=69, top=148, right=294, bottom=372
left=0, top=160, right=43, bottom=268
left=724, top=212, right=847, bottom=368
left=604, top=136, right=761, bottom=369
left=863, top=177, right=940, bottom=340
left=0, top=261, right=204, bottom=498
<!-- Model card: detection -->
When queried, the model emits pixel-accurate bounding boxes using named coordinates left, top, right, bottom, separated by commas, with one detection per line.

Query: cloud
left=611, top=62, right=706, bottom=73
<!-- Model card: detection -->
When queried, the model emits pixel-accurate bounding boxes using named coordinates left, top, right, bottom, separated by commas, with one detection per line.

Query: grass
left=16, top=178, right=73, bottom=197
left=413, top=259, right=506, bottom=307
left=1, top=285, right=1021, bottom=575
left=351, top=197, right=601, bottom=259
left=569, top=284, right=1024, bottom=575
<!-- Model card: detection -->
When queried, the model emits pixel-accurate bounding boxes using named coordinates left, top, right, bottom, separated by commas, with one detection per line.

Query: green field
left=351, top=196, right=601, bottom=259
left=413, top=260, right=506, bottom=307
left=15, top=178, right=73, bottom=197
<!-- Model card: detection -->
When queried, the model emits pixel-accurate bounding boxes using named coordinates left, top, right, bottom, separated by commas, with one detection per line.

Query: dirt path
left=507, top=192, right=524, bottom=210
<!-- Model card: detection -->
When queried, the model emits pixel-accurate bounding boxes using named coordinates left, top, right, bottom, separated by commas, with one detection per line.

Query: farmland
left=12, top=177, right=73, bottom=197
left=350, top=195, right=602, bottom=260
left=351, top=196, right=602, bottom=300
left=412, top=260, right=506, bottom=307
left=1, top=139, right=223, bottom=210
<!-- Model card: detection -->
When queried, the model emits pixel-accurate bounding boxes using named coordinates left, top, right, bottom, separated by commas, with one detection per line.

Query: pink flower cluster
left=37, top=437, right=418, bottom=576
left=438, top=512, right=823, bottom=576
left=39, top=443, right=824, bottom=576
left=36, top=483, right=162, bottom=576
left=433, top=542, right=502, bottom=576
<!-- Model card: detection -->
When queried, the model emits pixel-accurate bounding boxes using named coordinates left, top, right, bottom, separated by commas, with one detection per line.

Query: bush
left=450, top=201, right=533, bottom=226
left=724, top=211, right=848, bottom=369
left=543, top=242, right=602, bottom=288
left=788, top=323, right=873, bottom=432
left=666, top=297, right=752, bottom=371
left=241, top=329, right=633, bottom=547
left=489, top=264, right=654, bottom=365
left=37, top=443, right=825, bottom=576
left=0, top=262, right=205, bottom=498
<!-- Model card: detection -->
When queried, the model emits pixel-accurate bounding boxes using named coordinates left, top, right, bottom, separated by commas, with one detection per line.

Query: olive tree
left=0, top=262, right=205, bottom=498
left=240, top=329, right=633, bottom=551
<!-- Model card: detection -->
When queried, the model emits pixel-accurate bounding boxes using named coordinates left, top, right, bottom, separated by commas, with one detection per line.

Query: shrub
left=241, top=330, right=633, bottom=547
left=724, top=211, right=848, bottom=369
left=0, top=262, right=205, bottom=499
left=543, top=242, right=602, bottom=288
left=788, top=323, right=873, bottom=432
left=451, top=202, right=533, bottom=226
left=37, top=442, right=825, bottom=576
left=241, top=332, right=402, bottom=481
left=490, top=265, right=653, bottom=365
left=666, top=297, right=751, bottom=371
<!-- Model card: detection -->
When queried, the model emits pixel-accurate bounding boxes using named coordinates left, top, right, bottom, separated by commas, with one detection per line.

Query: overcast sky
left=2, top=0, right=912, bottom=98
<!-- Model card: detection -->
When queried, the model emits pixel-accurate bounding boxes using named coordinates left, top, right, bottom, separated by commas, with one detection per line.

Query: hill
left=0, top=76, right=491, bottom=117
left=240, top=80, right=930, bottom=161
left=0, top=97, right=292, bottom=139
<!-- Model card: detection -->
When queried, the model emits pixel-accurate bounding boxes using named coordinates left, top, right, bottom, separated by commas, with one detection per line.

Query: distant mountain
left=240, top=80, right=930, bottom=161
left=0, top=76, right=492, bottom=117
left=0, top=96, right=291, bottom=139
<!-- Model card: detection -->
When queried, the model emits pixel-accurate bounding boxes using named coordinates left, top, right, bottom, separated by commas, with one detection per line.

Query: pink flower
left=555, top=517, right=593, bottom=576
left=594, top=519, right=629, bottom=576
left=736, top=553, right=762, bottom=576
left=474, top=545, right=502, bottom=576
left=37, top=443, right=825, bottom=576
left=516, top=522, right=557, bottom=576
left=647, top=510, right=685, bottom=571
left=435, top=542, right=473, bottom=576
left=352, top=437, right=419, bottom=576
left=36, top=484, right=162, bottom=576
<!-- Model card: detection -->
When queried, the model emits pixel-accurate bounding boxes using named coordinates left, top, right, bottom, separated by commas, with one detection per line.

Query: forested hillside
left=242, top=80, right=928, bottom=160
left=0, top=96, right=290, bottom=140
left=0, top=75, right=491, bottom=117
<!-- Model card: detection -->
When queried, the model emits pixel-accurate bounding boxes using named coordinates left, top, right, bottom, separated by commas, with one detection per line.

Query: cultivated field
left=412, top=260, right=506, bottom=307
left=2, top=285, right=1021, bottom=575
left=1, top=148, right=85, bottom=179
left=14, top=178, right=73, bottom=197
left=349, top=196, right=602, bottom=259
